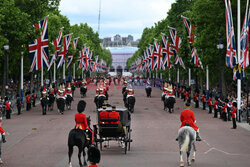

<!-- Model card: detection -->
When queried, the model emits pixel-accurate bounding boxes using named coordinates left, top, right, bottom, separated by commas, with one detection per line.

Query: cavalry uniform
left=179, top=109, right=199, bottom=131
left=126, top=89, right=135, bottom=98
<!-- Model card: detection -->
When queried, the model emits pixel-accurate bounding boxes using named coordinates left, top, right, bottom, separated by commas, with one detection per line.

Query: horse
left=48, top=94, right=55, bottom=111
left=145, top=87, right=152, bottom=97
left=40, top=97, right=48, bottom=115
left=80, top=86, right=87, bottom=98
left=56, top=98, right=65, bottom=114
left=66, top=95, right=73, bottom=110
left=164, top=96, right=176, bottom=113
left=177, top=126, right=197, bottom=167
left=68, top=117, right=91, bottom=167
left=127, top=96, right=135, bottom=113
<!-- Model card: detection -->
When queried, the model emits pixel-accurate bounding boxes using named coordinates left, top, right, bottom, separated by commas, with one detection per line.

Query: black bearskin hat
left=233, top=101, right=237, bottom=107
left=88, top=146, right=101, bottom=163
left=203, top=90, right=206, bottom=95
left=225, top=98, right=229, bottom=103
left=185, top=102, right=191, bottom=107
left=77, top=100, right=86, bottom=113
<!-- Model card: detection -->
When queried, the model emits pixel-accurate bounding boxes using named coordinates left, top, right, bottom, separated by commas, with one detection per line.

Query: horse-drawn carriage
left=93, top=106, right=132, bottom=154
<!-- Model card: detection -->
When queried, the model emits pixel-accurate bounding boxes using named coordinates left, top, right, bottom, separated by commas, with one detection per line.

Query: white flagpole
left=21, top=52, right=23, bottom=90
left=63, top=63, right=65, bottom=80
left=188, top=68, right=191, bottom=86
left=177, top=68, right=180, bottom=83
left=206, top=65, right=209, bottom=91
left=237, top=0, right=241, bottom=118
left=73, top=63, right=75, bottom=79
left=160, top=73, right=162, bottom=79
left=168, top=69, right=171, bottom=81
left=54, top=62, right=56, bottom=83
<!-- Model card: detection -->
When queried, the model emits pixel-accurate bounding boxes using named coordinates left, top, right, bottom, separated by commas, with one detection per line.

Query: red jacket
left=5, top=102, right=10, bottom=110
left=180, top=109, right=199, bottom=131
left=223, top=104, right=228, bottom=113
left=32, top=93, right=36, bottom=100
left=0, top=126, right=5, bottom=133
left=99, top=111, right=109, bottom=124
left=186, top=91, right=190, bottom=98
left=75, top=113, right=88, bottom=130
left=231, top=107, right=237, bottom=118
left=89, top=164, right=98, bottom=167
left=213, top=101, right=218, bottom=109
left=26, top=96, right=31, bottom=103
left=201, top=95, right=206, bottom=102
left=194, top=93, right=199, bottom=101
left=108, top=112, right=120, bottom=124
left=207, top=98, right=212, bottom=106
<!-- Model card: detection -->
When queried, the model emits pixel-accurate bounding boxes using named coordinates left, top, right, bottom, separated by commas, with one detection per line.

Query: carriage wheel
left=128, top=128, right=131, bottom=151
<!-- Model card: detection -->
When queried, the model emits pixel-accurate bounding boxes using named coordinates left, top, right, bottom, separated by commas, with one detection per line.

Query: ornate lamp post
left=217, top=33, right=224, bottom=98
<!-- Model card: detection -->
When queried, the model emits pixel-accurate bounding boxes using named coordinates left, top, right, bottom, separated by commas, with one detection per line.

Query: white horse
left=177, top=126, right=196, bottom=167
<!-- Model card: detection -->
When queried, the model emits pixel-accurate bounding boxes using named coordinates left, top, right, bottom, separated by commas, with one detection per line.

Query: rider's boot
left=2, top=133, right=6, bottom=143
left=196, top=131, right=202, bottom=141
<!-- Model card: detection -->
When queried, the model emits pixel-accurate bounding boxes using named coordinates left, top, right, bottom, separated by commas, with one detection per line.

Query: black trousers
left=209, top=105, right=212, bottom=113
left=27, top=103, right=31, bottom=111
left=232, top=118, right=237, bottom=129
left=195, top=100, right=199, bottom=108
left=214, top=109, right=218, bottom=118
left=17, top=106, right=21, bottom=115
left=203, top=102, right=206, bottom=110
left=33, top=99, right=36, bottom=107
left=6, top=109, right=11, bottom=119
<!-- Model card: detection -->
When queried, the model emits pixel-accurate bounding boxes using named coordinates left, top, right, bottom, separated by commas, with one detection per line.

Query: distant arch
left=116, top=65, right=123, bottom=73
left=109, top=66, right=115, bottom=72
left=124, top=66, right=129, bottom=72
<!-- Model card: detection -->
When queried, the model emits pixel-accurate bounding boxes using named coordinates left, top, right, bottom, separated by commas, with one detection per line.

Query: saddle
left=184, top=123, right=191, bottom=127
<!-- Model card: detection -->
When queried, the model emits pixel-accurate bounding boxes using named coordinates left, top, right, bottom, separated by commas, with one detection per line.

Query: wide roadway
left=2, top=83, right=250, bottom=167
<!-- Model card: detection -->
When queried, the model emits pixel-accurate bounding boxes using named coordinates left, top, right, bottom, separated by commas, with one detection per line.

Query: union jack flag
left=48, top=27, right=64, bottom=71
left=169, top=26, right=182, bottom=56
left=240, top=0, right=250, bottom=69
left=78, top=45, right=87, bottom=70
left=225, top=0, right=237, bottom=68
left=57, top=34, right=72, bottom=68
left=67, top=37, right=79, bottom=68
left=91, top=56, right=99, bottom=72
left=29, top=18, right=50, bottom=72
left=175, top=56, right=186, bottom=70
left=161, top=33, right=174, bottom=69
left=148, top=45, right=154, bottom=70
left=152, top=39, right=162, bottom=70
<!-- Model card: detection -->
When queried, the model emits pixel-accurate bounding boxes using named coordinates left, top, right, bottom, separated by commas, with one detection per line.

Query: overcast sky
left=59, top=0, right=175, bottom=40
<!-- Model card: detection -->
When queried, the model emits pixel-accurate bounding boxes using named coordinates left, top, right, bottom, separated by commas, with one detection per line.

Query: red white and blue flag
left=29, top=18, right=50, bottom=72
left=240, top=0, right=250, bottom=69
left=175, top=56, right=186, bottom=70
left=161, top=33, right=174, bottom=69
left=78, top=45, right=87, bottom=70
left=67, top=37, right=79, bottom=68
left=152, top=39, right=162, bottom=70
left=48, top=27, right=64, bottom=70
left=225, top=0, right=237, bottom=69
left=57, top=34, right=72, bottom=68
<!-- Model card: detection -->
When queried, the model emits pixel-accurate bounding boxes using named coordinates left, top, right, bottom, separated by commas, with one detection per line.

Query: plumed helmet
left=77, top=100, right=86, bottom=113
left=87, top=146, right=101, bottom=163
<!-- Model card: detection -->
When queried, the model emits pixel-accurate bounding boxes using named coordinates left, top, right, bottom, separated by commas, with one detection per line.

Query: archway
left=109, top=66, right=115, bottom=72
left=116, top=65, right=123, bottom=76
left=124, top=66, right=129, bottom=72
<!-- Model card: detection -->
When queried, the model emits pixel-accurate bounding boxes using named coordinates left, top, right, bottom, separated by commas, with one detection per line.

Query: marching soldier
left=26, top=91, right=31, bottom=111
left=201, top=91, right=206, bottom=110
left=213, top=96, right=219, bottom=118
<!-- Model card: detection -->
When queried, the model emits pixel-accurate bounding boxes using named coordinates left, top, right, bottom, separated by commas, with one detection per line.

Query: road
left=1, top=83, right=250, bottom=167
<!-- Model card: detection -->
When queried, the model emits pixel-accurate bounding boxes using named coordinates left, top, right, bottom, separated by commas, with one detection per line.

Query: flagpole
left=21, top=51, right=23, bottom=90
left=168, top=68, right=171, bottom=81
left=73, top=63, right=75, bottom=80
left=177, top=68, right=180, bottom=83
left=63, top=62, right=65, bottom=81
left=206, top=65, right=209, bottom=91
left=188, top=68, right=191, bottom=86
left=237, top=0, right=241, bottom=119
left=41, top=64, right=43, bottom=86
left=54, top=62, right=56, bottom=83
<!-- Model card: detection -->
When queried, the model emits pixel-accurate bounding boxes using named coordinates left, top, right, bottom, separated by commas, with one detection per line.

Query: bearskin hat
left=77, top=100, right=86, bottom=113
left=233, top=101, right=237, bottom=107
left=185, top=102, right=191, bottom=107
left=88, top=146, right=101, bottom=163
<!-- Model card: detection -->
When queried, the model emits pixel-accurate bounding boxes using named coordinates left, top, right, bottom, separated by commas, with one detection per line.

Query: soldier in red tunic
left=0, top=118, right=6, bottom=143
left=194, top=90, right=199, bottom=108
left=87, top=146, right=101, bottom=167
left=207, top=93, right=212, bottom=114
left=26, top=91, right=31, bottom=111
left=201, top=91, right=206, bottom=110
left=74, top=100, right=93, bottom=144
left=176, top=103, right=201, bottom=141
left=213, top=96, right=219, bottom=118
left=231, top=102, right=237, bottom=129
left=32, top=90, right=36, bottom=107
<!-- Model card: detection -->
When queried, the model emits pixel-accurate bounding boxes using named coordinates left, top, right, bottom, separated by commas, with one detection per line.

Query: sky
left=59, top=0, right=175, bottom=40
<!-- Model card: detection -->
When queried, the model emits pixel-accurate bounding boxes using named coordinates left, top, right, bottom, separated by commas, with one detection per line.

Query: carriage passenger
left=108, top=106, right=120, bottom=124
left=99, top=106, right=109, bottom=124
left=176, top=103, right=202, bottom=141
left=74, top=100, right=93, bottom=144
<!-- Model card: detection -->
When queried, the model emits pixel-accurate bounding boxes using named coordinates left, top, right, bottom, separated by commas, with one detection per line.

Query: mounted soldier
left=56, top=84, right=66, bottom=114
left=65, top=83, right=73, bottom=110
left=145, top=79, right=152, bottom=98
left=126, top=85, right=135, bottom=112
left=40, top=86, right=48, bottom=115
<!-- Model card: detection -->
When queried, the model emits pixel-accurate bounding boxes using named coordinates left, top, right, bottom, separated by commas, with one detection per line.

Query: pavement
left=1, top=83, right=250, bottom=167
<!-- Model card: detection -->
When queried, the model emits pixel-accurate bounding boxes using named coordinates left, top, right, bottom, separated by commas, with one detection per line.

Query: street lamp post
left=217, top=33, right=224, bottom=98
left=4, top=43, right=9, bottom=87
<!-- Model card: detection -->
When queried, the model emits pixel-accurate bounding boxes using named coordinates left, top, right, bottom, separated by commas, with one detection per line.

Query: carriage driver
left=74, top=100, right=93, bottom=145
left=176, top=102, right=202, bottom=141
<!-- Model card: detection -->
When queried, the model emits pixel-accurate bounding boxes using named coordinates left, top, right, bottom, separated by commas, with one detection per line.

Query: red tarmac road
left=1, top=84, right=250, bottom=167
